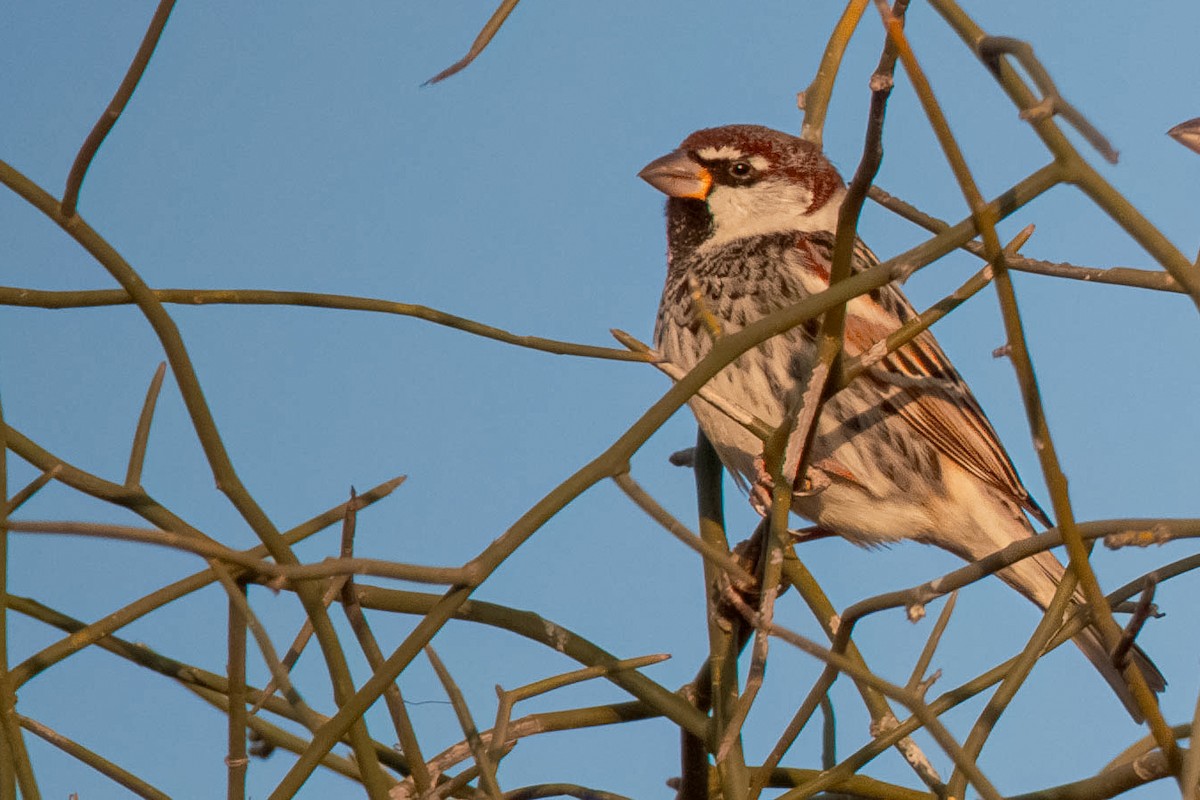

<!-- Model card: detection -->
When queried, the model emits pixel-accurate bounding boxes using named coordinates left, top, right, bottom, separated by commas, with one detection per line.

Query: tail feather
left=1069, top=623, right=1165, bottom=722
left=996, top=549, right=1165, bottom=722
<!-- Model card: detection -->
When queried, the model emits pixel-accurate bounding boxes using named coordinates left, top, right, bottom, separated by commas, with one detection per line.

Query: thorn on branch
left=1167, top=117, right=1200, bottom=155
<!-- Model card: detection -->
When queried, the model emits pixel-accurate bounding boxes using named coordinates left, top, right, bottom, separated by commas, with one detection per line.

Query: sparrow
left=640, top=124, right=1163, bottom=718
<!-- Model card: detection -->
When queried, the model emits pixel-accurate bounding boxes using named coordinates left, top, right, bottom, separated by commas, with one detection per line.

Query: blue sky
left=2, top=2, right=1198, bottom=797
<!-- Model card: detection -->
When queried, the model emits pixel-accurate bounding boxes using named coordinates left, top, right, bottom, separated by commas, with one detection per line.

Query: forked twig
left=3, top=468, right=59, bottom=516
left=977, top=35, right=1118, bottom=164
left=868, top=185, right=1183, bottom=294
left=490, top=654, right=669, bottom=759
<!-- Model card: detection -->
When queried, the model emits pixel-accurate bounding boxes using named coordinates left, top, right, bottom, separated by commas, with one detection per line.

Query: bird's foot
left=750, top=456, right=839, bottom=516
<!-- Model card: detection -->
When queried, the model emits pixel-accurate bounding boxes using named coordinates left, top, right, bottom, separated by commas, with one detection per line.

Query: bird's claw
left=749, top=457, right=832, bottom=516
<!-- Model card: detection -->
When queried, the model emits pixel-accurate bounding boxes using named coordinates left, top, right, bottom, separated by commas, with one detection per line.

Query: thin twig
left=7, top=519, right=471, bottom=586
left=800, top=0, right=870, bottom=146
left=611, top=471, right=755, bottom=590
left=249, top=575, right=349, bottom=717
left=2, top=468, right=59, bottom=516
left=226, top=581, right=249, bottom=800
left=819, top=693, right=837, bottom=770
left=1180, top=686, right=1200, bottom=800
left=125, top=362, right=167, bottom=488
left=692, top=432, right=752, bottom=799
left=0, top=286, right=643, bottom=363
left=501, top=785, right=633, bottom=800
left=491, top=655, right=669, bottom=759
left=61, top=0, right=177, bottom=217
left=424, top=0, right=521, bottom=84
left=1110, top=575, right=1157, bottom=670
left=19, top=716, right=169, bottom=800
left=868, top=185, right=1183, bottom=293
left=0, top=398, right=38, bottom=800
left=425, top=646, right=503, bottom=800
left=905, top=591, right=957, bottom=693
left=337, top=488, right=432, bottom=795
left=610, top=329, right=771, bottom=439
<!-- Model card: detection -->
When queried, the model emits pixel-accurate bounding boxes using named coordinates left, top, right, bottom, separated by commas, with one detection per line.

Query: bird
left=639, top=123, right=1163, bottom=718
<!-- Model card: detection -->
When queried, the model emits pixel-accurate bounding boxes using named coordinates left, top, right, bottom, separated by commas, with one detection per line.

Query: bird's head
left=639, top=125, right=846, bottom=257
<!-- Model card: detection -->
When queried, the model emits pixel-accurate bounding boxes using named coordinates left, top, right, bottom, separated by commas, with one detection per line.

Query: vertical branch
left=785, top=0, right=906, bottom=501
left=0, top=386, right=9, bottom=800
left=1180, top=684, right=1200, bottom=800
left=801, top=0, right=871, bottom=146
left=227, top=583, right=249, bottom=800
left=60, top=0, right=177, bottom=218
left=692, top=431, right=750, bottom=798
left=338, top=492, right=431, bottom=794
left=0, top=397, right=38, bottom=800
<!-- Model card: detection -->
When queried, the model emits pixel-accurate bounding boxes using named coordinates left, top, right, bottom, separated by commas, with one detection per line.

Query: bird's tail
left=995, top=547, right=1165, bottom=723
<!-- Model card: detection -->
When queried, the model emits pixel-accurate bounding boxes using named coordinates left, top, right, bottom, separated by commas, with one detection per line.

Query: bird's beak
left=638, top=150, right=712, bottom=200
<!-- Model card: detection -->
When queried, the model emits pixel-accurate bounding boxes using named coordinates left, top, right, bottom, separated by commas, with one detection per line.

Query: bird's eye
left=728, top=161, right=754, bottom=179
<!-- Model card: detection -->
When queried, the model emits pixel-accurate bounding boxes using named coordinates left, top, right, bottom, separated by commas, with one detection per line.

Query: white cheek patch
left=698, top=182, right=846, bottom=253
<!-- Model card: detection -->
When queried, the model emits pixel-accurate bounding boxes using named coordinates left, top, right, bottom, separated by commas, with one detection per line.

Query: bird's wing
left=837, top=239, right=1052, bottom=527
